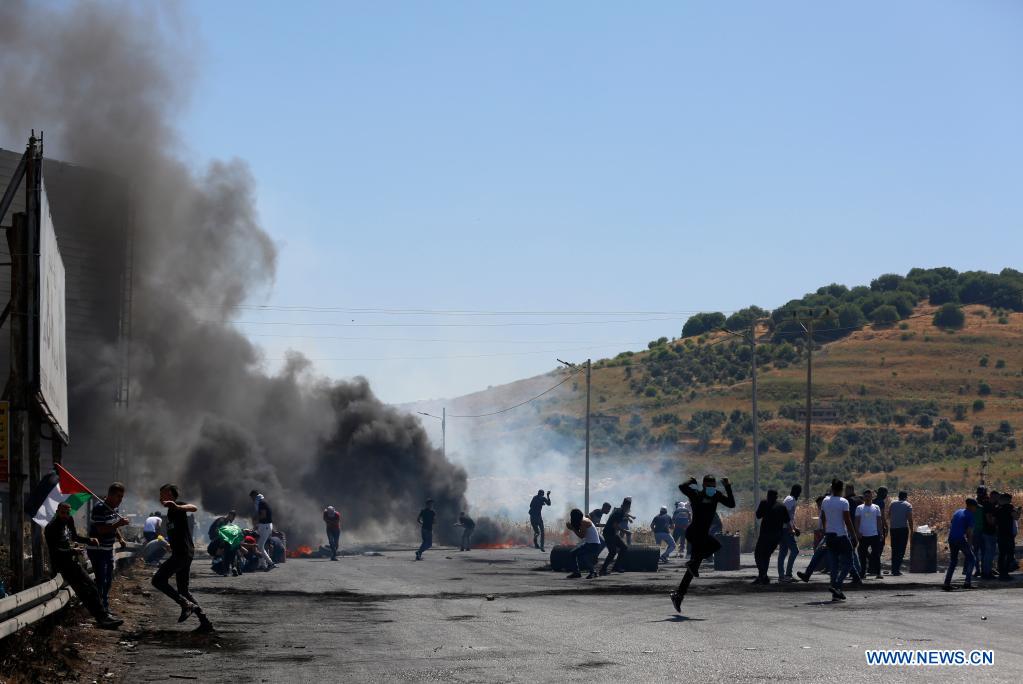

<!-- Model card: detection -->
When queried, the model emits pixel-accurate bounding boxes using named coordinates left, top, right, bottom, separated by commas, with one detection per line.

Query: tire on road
left=550, top=545, right=576, bottom=572
left=619, top=545, right=660, bottom=572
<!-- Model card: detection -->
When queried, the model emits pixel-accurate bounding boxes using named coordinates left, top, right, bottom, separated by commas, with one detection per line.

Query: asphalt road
left=121, top=547, right=1023, bottom=683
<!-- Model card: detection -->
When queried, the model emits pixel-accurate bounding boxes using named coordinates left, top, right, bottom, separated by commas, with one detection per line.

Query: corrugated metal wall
left=0, top=146, right=127, bottom=488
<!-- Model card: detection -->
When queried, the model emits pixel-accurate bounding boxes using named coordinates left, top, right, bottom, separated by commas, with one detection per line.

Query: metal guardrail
left=0, top=546, right=139, bottom=639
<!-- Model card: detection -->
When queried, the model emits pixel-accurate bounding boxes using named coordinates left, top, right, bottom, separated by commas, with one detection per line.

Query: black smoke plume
left=0, top=1, right=479, bottom=544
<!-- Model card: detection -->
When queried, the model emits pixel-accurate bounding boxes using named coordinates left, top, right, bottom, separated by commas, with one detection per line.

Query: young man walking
left=152, top=484, right=214, bottom=632
left=671, top=500, right=691, bottom=558
left=777, top=484, right=801, bottom=581
left=416, top=499, right=435, bottom=560
left=528, top=489, right=551, bottom=552
left=995, top=493, right=1019, bottom=581
left=855, top=490, right=884, bottom=580
left=670, top=475, right=735, bottom=611
left=887, top=491, right=913, bottom=576
left=86, top=482, right=130, bottom=614
left=753, top=490, right=789, bottom=585
left=249, top=490, right=276, bottom=571
left=821, top=479, right=858, bottom=601
left=45, top=503, right=122, bottom=629
left=943, top=499, right=978, bottom=591
left=323, top=506, right=342, bottom=560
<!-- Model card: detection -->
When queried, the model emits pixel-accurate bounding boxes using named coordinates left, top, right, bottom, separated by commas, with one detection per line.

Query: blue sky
left=180, top=1, right=1022, bottom=404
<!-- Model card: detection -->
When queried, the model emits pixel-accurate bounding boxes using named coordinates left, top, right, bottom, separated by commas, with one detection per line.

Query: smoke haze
left=0, top=1, right=476, bottom=544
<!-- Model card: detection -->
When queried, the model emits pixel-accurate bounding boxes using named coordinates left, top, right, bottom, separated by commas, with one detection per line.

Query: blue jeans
left=777, top=529, right=799, bottom=577
left=826, top=534, right=853, bottom=589
left=326, top=528, right=340, bottom=558
left=944, top=540, right=975, bottom=586
left=804, top=537, right=831, bottom=576
left=981, top=534, right=997, bottom=576
left=654, top=532, right=675, bottom=561
left=418, top=529, right=433, bottom=555
left=86, top=549, right=114, bottom=611
left=571, top=542, right=603, bottom=573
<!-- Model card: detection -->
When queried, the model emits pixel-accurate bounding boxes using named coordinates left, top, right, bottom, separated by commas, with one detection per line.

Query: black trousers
left=601, top=532, right=628, bottom=573
left=530, top=517, right=545, bottom=549
left=858, top=535, right=882, bottom=576
left=686, top=527, right=721, bottom=566
left=890, top=527, right=909, bottom=573
left=53, top=556, right=106, bottom=620
left=998, top=535, right=1015, bottom=576
left=754, top=533, right=781, bottom=578
left=152, top=553, right=198, bottom=607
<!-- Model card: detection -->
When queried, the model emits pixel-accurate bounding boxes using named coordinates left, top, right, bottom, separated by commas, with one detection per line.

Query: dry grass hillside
left=407, top=301, right=1023, bottom=507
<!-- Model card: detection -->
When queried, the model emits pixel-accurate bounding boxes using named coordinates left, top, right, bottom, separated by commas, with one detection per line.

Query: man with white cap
left=323, top=505, right=342, bottom=561
left=651, top=505, right=676, bottom=563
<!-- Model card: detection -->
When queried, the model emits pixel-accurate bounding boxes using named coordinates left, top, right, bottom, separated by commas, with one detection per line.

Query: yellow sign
left=0, top=401, right=8, bottom=483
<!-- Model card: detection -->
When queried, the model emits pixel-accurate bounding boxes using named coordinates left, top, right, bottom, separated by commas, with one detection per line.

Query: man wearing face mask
left=670, top=475, right=735, bottom=612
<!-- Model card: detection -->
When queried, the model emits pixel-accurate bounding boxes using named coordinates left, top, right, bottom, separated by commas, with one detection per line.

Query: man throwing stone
left=529, top=489, right=551, bottom=552
left=670, top=475, right=735, bottom=612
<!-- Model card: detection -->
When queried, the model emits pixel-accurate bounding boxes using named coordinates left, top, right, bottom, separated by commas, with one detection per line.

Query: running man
left=529, top=489, right=551, bottom=551
left=456, top=511, right=476, bottom=551
left=152, top=484, right=214, bottom=632
left=565, top=509, right=602, bottom=579
left=777, top=484, right=801, bottom=581
left=651, top=506, right=675, bottom=564
left=416, top=499, right=435, bottom=560
left=588, top=502, right=612, bottom=527
left=249, top=489, right=276, bottom=571
left=670, top=475, right=735, bottom=612
left=600, top=497, right=632, bottom=575
left=323, top=506, right=342, bottom=560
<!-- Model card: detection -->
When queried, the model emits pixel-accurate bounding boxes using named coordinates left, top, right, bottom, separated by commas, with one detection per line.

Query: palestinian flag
left=26, top=464, right=96, bottom=527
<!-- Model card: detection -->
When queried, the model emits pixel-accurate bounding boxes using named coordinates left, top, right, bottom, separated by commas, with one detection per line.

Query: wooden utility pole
left=803, top=317, right=813, bottom=499
left=584, top=358, right=591, bottom=514
left=750, top=324, right=760, bottom=507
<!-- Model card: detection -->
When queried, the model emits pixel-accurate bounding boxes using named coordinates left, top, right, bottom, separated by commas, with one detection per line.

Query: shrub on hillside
left=871, top=304, right=900, bottom=326
left=933, top=303, right=965, bottom=329
left=973, top=399, right=986, bottom=412
left=682, top=312, right=726, bottom=338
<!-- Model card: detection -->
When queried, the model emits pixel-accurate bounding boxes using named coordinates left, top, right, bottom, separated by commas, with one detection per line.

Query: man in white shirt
left=777, top=484, right=802, bottom=581
left=143, top=511, right=163, bottom=542
left=820, top=478, right=858, bottom=601
left=855, top=489, right=884, bottom=580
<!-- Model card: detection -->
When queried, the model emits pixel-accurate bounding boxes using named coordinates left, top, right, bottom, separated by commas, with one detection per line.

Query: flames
left=474, top=542, right=518, bottom=549
left=287, top=544, right=314, bottom=558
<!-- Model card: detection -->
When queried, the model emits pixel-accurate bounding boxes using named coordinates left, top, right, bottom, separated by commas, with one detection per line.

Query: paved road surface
left=123, top=547, right=1023, bottom=682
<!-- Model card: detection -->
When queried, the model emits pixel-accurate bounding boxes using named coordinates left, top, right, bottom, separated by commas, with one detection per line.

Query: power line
left=248, top=333, right=648, bottom=345
left=222, top=316, right=685, bottom=328
left=448, top=370, right=581, bottom=418
left=206, top=305, right=734, bottom=316
left=261, top=344, right=631, bottom=362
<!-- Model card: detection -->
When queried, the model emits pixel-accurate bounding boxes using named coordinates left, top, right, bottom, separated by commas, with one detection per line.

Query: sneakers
left=670, top=591, right=683, bottom=613
left=751, top=577, right=766, bottom=585
left=194, top=620, right=216, bottom=634
left=828, top=586, right=846, bottom=601
left=96, top=614, right=123, bottom=629
left=586, top=571, right=598, bottom=579
left=415, top=551, right=422, bottom=561
left=941, top=584, right=957, bottom=591
left=177, top=603, right=195, bottom=623
left=891, top=570, right=902, bottom=576
left=796, top=571, right=811, bottom=583
left=874, top=574, right=883, bottom=580
left=566, top=572, right=582, bottom=579
left=685, top=560, right=700, bottom=578
left=613, top=568, right=626, bottom=574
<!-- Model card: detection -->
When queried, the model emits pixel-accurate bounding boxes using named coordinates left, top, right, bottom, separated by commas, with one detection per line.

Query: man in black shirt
left=995, top=493, right=1019, bottom=581
left=670, top=475, right=735, bottom=612
left=416, top=499, right=435, bottom=561
left=600, top=497, right=632, bottom=575
left=753, top=490, right=790, bottom=585
left=528, top=489, right=551, bottom=552
left=152, top=484, right=214, bottom=632
left=44, top=502, right=123, bottom=629
left=456, top=511, right=476, bottom=551
left=589, top=502, right=612, bottom=527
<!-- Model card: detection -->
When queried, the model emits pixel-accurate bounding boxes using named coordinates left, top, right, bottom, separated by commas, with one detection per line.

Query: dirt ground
left=0, top=559, right=222, bottom=684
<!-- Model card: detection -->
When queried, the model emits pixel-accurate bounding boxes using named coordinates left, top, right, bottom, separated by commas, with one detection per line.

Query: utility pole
left=417, top=409, right=446, bottom=460
left=721, top=320, right=768, bottom=507
left=584, top=358, right=591, bottom=514
left=794, top=308, right=831, bottom=498
left=7, top=212, right=29, bottom=592
left=558, top=358, right=591, bottom=512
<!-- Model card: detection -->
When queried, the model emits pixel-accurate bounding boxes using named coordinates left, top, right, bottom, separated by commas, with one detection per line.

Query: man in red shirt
left=323, top=506, right=342, bottom=561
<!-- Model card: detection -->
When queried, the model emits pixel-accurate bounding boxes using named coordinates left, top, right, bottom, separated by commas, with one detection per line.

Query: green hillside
left=411, top=268, right=1023, bottom=502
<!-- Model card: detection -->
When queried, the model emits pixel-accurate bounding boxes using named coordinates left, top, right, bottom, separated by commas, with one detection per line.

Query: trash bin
left=714, top=533, right=741, bottom=571
left=910, top=532, right=937, bottom=573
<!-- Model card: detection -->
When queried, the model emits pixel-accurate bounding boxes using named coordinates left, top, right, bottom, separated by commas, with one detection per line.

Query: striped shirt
left=88, top=500, right=121, bottom=551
